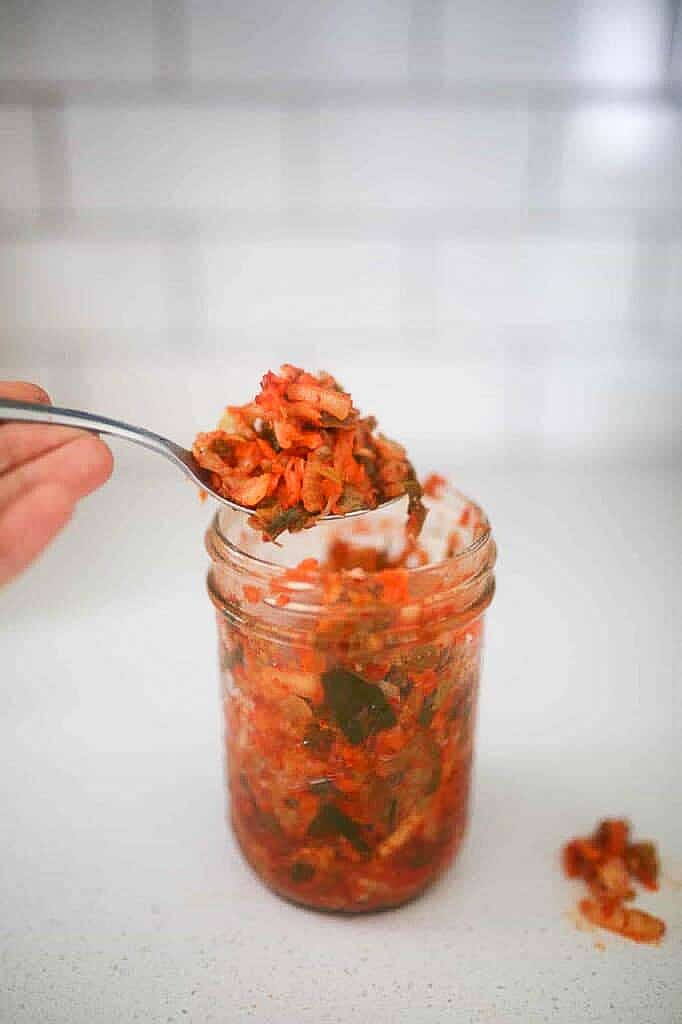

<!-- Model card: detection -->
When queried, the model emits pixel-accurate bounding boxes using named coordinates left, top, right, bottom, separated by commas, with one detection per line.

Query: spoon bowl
left=0, top=398, right=400, bottom=521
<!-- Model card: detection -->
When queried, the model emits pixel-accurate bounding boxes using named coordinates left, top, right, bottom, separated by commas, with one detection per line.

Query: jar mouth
left=209, top=485, right=493, bottom=583
left=205, top=485, right=495, bottom=646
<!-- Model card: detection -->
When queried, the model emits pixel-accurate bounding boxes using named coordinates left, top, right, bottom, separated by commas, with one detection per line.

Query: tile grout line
left=665, top=0, right=682, bottom=77
left=1, top=211, right=682, bottom=244
left=501, top=338, right=550, bottom=464
left=162, top=224, right=203, bottom=345
left=153, top=0, right=190, bottom=85
left=280, top=107, right=322, bottom=217
left=151, top=0, right=199, bottom=340
left=523, top=107, right=564, bottom=231
left=4, top=323, right=678, bottom=358
left=628, top=224, right=670, bottom=333
left=399, top=238, right=439, bottom=344
left=403, top=0, right=445, bottom=345
left=2, top=81, right=681, bottom=108
left=31, top=101, right=71, bottom=223
left=408, top=0, right=446, bottom=85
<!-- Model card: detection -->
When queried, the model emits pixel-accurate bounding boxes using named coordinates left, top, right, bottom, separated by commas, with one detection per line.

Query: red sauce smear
left=563, top=819, right=665, bottom=943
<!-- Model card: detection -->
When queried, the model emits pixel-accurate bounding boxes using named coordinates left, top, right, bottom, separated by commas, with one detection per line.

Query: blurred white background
left=1, top=0, right=681, bottom=471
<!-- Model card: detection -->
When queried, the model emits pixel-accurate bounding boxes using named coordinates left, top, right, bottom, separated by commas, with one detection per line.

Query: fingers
left=0, top=423, right=94, bottom=476
left=0, top=434, right=114, bottom=511
left=0, top=380, right=108, bottom=478
left=0, top=380, right=51, bottom=404
left=0, top=482, right=75, bottom=587
left=0, top=382, right=115, bottom=585
left=0, top=381, right=80, bottom=475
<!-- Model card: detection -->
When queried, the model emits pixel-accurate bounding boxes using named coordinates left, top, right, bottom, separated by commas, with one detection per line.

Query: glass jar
left=205, top=486, right=496, bottom=912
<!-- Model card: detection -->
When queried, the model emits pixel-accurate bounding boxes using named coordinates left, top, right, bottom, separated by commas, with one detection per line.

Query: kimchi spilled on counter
left=563, top=819, right=666, bottom=944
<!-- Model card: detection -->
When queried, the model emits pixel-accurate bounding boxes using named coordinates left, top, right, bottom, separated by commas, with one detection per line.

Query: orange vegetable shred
left=422, top=473, right=447, bottom=499
left=562, top=819, right=665, bottom=944
left=193, top=365, right=427, bottom=541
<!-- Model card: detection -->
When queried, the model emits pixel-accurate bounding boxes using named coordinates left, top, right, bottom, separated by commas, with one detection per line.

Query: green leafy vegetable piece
left=221, top=642, right=244, bottom=671
left=418, top=690, right=437, bottom=726
left=425, top=745, right=442, bottom=795
left=334, top=485, right=370, bottom=514
left=257, top=422, right=281, bottom=452
left=249, top=504, right=314, bottom=541
left=387, top=797, right=398, bottom=833
left=385, top=664, right=413, bottom=698
left=405, top=472, right=427, bottom=535
left=407, top=840, right=436, bottom=870
left=322, top=666, right=397, bottom=745
left=319, top=410, right=358, bottom=430
left=419, top=669, right=460, bottom=725
left=239, top=774, right=283, bottom=836
left=448, top=688, right=472, bottom=722
left=403, top=645, right=441, bottom=672
left=211, top=438, right=233, bottom=458
left=290, top=861, right=315, bottom=883
left=307, top=804, right=369, bottom=855
left=302, top=722, right=335, bottom=755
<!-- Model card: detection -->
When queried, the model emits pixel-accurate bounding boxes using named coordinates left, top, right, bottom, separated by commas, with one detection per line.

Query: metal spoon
left=0, top=399, right=398, bottom=521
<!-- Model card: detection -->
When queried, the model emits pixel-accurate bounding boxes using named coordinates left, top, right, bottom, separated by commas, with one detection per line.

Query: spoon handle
left=0, top=399, right=187, bottom=462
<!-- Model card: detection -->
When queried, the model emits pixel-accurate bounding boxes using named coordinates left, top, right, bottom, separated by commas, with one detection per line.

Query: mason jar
left=205, top=486, right=496, bottom=912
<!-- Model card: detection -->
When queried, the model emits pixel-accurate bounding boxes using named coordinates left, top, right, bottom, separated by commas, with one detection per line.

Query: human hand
left=0, top=381, right=113, bottom=586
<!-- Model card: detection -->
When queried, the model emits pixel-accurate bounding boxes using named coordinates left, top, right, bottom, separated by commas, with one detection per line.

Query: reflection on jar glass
left=205, top=487, right=496, bottom=913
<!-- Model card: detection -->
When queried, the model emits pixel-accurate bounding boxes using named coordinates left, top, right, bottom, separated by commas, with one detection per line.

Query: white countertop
left=1, top=459, right=681, bottom=1024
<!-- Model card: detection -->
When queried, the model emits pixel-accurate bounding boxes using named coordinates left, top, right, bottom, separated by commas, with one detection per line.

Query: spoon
left=0, top=399, right=398, bottom=521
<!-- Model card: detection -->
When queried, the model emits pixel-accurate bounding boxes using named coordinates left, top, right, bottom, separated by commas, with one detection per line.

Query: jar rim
left=205, top=485, right=496, bottom=643
left=207, top=485, right=494, bottom=587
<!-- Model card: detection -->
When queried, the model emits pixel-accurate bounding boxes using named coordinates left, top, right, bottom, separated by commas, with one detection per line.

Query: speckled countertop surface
left=1, top=460, right=681, bottom=1023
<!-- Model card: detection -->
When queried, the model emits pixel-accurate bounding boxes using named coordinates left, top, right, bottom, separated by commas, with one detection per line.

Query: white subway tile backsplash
left=0, top=329, right=167, bottom=368
left=672, top=12, right=682, bottom=83
left=77, top=363, right=227, bottom=444
left=200, top=240, right=402, bottom=330
left=0, top=361, right=89, bottom=410
left=661, top=242, right=682, bottom=327
left=0, top=241, right=166, bottom=332
left=0, top=108, right=40, bottom=212
left=0, top=0, right=155, bottom=81
left=65, top=105, right=283, bottom=213
left=542, top=355, right=682, bottom=457
left=187, top=0, right=410, bottom=82
left=0, top=0, right=680, bottom=468
left=400, top=243, right=438, bottom=330
left=350, top=362, right=509, bottom=464
left=437, top=237, right=635, bottom=326
left=574, top=1, right=668, bottom=86
left=442, top=0, right=577, bottom=83
left=502, top=359, right=548, bottom=450
left=319, top=107, right=529, bottom=211
left=441, top=0, right=667, bottom=85
left=557, top=105, right=682, bottom=213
